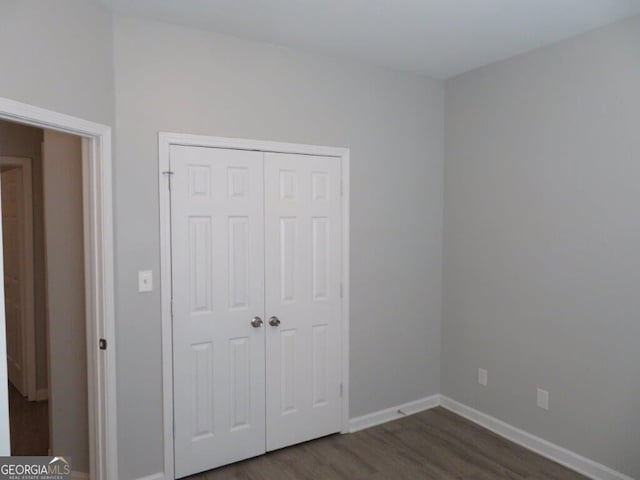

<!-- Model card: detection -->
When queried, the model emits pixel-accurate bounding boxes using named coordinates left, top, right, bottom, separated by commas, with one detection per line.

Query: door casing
left=158, top=132, right=350, bottom=479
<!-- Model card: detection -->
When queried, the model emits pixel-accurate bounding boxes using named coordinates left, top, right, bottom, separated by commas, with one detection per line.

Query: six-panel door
left=264, top=153, right=343, bottom=451
left=170, top=146, right=343, bottom=478
left=170, top=146, right=266, bottom=478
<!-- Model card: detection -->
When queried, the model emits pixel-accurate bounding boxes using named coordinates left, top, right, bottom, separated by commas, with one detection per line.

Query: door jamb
left=0, top=156, right=36, bottom=401
left=158, top=132, right=350, bottom=480
left=0, top=96, right=118, bottom=480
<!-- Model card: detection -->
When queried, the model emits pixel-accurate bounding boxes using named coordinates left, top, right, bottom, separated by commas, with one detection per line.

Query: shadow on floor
left=9, top=382, right=48, bottom=455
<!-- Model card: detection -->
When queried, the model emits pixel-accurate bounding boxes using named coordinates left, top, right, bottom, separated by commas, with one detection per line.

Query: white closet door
left=171, top=146, right=266, bottom=478
left=264, top=152, right=343, bottom=451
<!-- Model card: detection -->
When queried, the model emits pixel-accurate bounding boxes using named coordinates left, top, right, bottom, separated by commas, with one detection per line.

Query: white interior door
left=170, top=146, right=266, bottom=478
left=264, top=152, right=343, bottom=451
left=1, top=167, right=27, bottom=396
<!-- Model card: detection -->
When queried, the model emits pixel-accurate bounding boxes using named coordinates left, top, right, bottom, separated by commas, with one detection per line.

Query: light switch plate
left=537, top=388, right=549, bottom=410
left=138, top=270, right=153, bottom=292
left=478, top=368, right=488, bottom=386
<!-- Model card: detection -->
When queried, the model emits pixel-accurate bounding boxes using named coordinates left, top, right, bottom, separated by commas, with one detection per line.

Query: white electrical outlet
left=478, top=368, right=488, bottom=386
left=537, top=388, right=549, bottom=410
left=138, top=270, right=153, bottom=292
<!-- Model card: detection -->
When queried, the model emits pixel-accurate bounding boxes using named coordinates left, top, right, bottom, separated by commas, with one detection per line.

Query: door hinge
left=99, top=338, right=107, bottom=350
left=163, top=170, right=174, bottom=190
left=340, top=383, right=343, bottom=398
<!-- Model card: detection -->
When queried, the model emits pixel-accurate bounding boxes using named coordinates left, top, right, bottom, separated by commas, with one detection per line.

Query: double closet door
left=170, top=145, right=343, bottom=478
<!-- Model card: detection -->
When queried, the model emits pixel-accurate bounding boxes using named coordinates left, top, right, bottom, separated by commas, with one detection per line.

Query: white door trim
left=158, top=132, right=350, bottom=479
left=0, top=96, right=117, bottom=480
left=0, top=156, right=36, bottom=401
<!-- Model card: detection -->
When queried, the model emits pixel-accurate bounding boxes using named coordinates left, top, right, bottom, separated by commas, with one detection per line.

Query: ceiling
left=98, top=0, right=640, bottom=78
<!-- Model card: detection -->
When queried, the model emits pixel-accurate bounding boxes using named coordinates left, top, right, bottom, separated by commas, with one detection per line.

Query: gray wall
left=443, top=16, right=640, bottom=479
left=42, top=130, right=89, bottom=473
left=113, top=15, right=443, bottom=479
left=0, top=120, right=47, bottom=392
left=0, top=0, right=114, bottom=126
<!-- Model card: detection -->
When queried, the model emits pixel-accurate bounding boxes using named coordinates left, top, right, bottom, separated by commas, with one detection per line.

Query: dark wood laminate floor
left=187, top=407, right=588, bottom=480
left=8, top=382, right=49, bottom=455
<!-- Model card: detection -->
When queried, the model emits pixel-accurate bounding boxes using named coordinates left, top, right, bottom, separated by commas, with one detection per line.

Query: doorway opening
left=0, top=97, right=116, bottom=480
left=0, top=121, right=90, bottom=472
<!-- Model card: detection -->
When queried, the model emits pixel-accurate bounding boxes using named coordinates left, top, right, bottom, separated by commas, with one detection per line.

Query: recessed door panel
left=191, top=342, right=214, bottom=440
left=189, top=217, right=212, bottom=314
left=312, top=217, right=329, bottom=300
left=280, top=329, right=297, bottom=415
left=312, top=324, right=329, bottom=407
left=229, top=337, right=250, bottom=430
left=228, top=217, right=250, bottom=309
left=280, top=218, right=297, bottom=303
left=171, top=146, right=265, bottom=478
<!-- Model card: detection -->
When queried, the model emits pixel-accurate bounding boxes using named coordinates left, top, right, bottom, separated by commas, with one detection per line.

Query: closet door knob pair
left=251, top=316, right=280, bottom=328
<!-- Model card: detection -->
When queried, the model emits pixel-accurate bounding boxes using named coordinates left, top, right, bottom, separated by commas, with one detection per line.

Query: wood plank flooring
left=8, top=382, right=49, bottom=455
left=186, top=407, right=587, bottom=480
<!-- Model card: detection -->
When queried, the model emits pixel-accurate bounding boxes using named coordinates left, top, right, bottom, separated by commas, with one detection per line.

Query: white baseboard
left=439, top=396, right=633, bottom=480
left=348, top=394, right=440, bottom=433
left=71, top=472, right=89, bottom=480
left=136, top=473, right=164, bottom=480
left=35, top=388, right=48, bottom=401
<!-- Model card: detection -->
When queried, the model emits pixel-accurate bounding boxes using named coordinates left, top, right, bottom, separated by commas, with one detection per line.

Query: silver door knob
left=268, top=316, right=281, bottom=327
left=251, top=316, right=263, bottom=328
